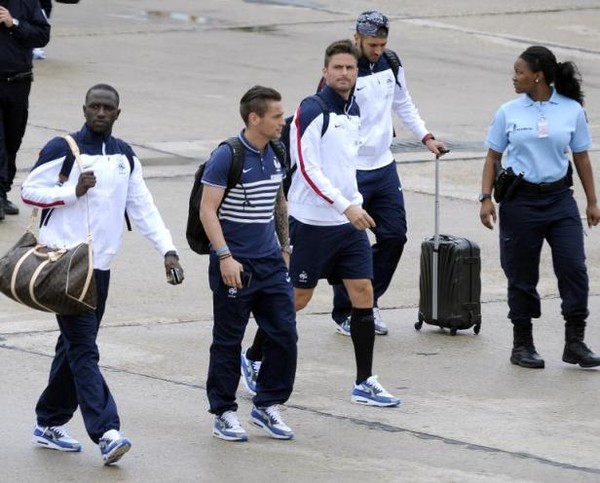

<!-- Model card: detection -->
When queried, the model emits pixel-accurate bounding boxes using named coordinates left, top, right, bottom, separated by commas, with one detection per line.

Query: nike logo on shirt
left=243, top=168, right=253, bottom=173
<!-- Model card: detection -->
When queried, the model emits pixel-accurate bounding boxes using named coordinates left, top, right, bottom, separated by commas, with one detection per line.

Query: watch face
left=479, top=193, right=491, bottom=202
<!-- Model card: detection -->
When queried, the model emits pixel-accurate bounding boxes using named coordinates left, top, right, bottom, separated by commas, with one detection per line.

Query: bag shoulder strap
left=63, top=134, right=92, bottom=241
left=269, top=139, right=288, bottom=170
left=383, top=49, right=402, bottom=88
left=63, top=135, right=84, bottom=172
left=219, top=137, right=245, bottom=190
left=309, top=93, right=330, bottom=136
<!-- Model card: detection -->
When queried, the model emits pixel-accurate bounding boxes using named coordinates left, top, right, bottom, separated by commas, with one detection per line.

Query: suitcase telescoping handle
left=431, top=148, right=449, bottom=321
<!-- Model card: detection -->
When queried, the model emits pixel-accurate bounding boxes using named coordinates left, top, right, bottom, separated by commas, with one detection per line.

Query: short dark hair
left=85, top=84, right=120, bottom=106
left=239, top=85, right=282, bottom=125
left=324, top=39, right=361, bottom=67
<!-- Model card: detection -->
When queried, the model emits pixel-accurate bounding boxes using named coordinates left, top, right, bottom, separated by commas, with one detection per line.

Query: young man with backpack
left=200, top=85, right=297, bottom=442
left=331, top=11, right=448, bottom=336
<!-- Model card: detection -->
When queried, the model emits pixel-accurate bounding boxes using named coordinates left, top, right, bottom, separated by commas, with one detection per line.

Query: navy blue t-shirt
left=201, top=133, right=285, bottom=259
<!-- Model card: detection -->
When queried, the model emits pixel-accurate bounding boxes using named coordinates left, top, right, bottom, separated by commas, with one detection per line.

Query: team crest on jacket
left=273, top=155, right=281, bottom=171
left=228, top=287, right=238, bottom=298
left=298, top=271, right=308, bottom=284
left=118, top=160, right=128, bottom=175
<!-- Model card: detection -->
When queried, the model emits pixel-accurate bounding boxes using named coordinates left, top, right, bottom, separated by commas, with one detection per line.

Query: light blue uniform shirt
left=486, top=89, right=591, bottom=183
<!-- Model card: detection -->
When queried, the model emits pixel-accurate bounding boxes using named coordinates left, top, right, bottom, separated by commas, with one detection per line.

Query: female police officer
left=479, top=45, right=600, bottom=369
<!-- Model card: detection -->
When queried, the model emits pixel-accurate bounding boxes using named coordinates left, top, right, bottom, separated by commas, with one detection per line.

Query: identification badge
left=537, top=116, right=549, bottom=138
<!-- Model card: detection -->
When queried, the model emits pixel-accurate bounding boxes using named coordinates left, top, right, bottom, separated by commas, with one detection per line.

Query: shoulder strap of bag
left=383, top=49, right=402, bottom=88
left=63, top=134, right=93, bottom=243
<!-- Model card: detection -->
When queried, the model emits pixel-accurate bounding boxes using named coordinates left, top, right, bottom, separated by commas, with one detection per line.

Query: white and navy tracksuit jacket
left=21, top=124, right=176, bottom=270
left=355, top=51, right=429, bottom=170
left=287, top=86, right=362, bottom=226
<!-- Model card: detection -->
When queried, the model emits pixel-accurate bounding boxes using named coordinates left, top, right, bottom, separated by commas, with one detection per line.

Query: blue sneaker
left=240, top=349, right=260, bottom=395
left=213, top=411, right=248, bottom=442
left=33, top=425, right=82, bottom=452
left=250, top=405, right=294, bottom=440
left=373, top=307, right=389, bottom=336
left=335, top=317, right=351, bottom=336
left=99, top=429, right=131, bottom=465
left=351, top=375, right=400, bottom=407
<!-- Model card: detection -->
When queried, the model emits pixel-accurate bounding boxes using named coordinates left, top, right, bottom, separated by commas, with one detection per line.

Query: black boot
left=510, top=322, right=545, bottom=369
left=562, top=322, right=600, bottom=368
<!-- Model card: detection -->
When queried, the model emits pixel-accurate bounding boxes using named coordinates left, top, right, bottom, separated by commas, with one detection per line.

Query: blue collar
left=77, top=123, right=113, bottom=144
left=521, top=88, right=560, bottom=107
left=320, top=85, right=356, bottom=114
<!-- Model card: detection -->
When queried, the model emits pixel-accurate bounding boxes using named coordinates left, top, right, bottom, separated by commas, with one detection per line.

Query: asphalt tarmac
left=1, top=1, right=600, bottom=482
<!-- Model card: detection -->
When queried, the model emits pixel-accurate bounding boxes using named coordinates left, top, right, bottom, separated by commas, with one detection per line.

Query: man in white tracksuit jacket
left=331, top=10, right=448, bottom=336
left=21, top=84, right=184, bottom=466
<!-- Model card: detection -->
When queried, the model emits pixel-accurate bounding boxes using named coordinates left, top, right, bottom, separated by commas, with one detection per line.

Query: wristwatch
left=11, top=18, right=20, bottom=29
left=478, top=193, right=492, bottom=202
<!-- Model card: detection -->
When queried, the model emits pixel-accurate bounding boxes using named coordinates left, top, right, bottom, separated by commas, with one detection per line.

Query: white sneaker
left=373, top=308, right=389, bottom=335
left=33, top=425, right=82, bottom=452
left=351, top=375, right=400, bottom=407
left=213, top=411, right=248, bottom=442
left=334, top=317, right=351, bottom=336
left=99, top=429, right=131, bottom=465
left=240, top=349, right=260, bottom=395
left=250, top=405, right=294, bottom=440
left=33, top=48, right=46, bottom=60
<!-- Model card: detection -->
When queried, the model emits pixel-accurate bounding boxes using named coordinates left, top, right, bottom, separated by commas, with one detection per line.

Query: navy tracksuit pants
left=206, top=255, right=297, bottom=415
left=332, top=161, right=407, bottom=322
left=499, top=188, right=589, bottom=323
left=35, top=270, right=120, bottom=443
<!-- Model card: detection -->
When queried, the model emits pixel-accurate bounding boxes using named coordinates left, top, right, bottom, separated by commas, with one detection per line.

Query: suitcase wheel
left=414, top=321, right=423, bottom=331
left=474, top=323, right=481, bottom=335
left=450, top=327, right=457, bottom=336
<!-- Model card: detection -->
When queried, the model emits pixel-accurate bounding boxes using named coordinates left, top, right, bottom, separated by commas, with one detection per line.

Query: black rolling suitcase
left=415, top=153, right=482, bottom=335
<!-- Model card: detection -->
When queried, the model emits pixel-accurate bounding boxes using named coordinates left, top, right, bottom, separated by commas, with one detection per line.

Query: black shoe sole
left=510, top=357, right=545, bottom=369
left=563, top=356, right=600, bottom=368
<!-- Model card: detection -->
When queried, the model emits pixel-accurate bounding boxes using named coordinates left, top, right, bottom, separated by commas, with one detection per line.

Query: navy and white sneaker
left=213, top=411, right=248, bottom=442
left=250, top=405, right=294, bottom=440
left=99, top=429, right=131, bottom=465
left=351, top=375, right=400, bottom=407
left=33, top=425, right=82, bottom=452
left=240, top=349, right=261, bottom=396
left=373, top=308, right=389, bottom=336
left=335, top=317, right=351, bottom=336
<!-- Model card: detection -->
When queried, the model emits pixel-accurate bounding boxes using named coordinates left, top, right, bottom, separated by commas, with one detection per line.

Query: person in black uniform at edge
left=0, top=0, right=49, bottom=220
left=480, top=45, right=600, bottom=369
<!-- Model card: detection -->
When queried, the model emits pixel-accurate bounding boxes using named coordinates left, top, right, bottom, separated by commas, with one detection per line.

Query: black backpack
left=186, top=137, right=286, bottom=255
left=280, top=93, right=330, bottom=197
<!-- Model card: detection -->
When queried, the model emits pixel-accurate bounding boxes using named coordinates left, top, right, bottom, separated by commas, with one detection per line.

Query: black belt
left=519, top=175, right=571, bottom=194
left=0, top=71, right=33, bottom=83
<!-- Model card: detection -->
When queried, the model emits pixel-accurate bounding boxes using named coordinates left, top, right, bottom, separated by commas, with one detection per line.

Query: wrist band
left=219, top=253, right=232, bottom=261
left=215, top=245, right=230, bottom=257
left=164, top=250, right=179, bottom=260
left=422, top=133, right=435, bottom=144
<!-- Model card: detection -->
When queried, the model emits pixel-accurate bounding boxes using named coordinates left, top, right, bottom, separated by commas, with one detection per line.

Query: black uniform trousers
left=0, top=79, right=31, bottom=199
left=499, top=188, right=589, bottom=323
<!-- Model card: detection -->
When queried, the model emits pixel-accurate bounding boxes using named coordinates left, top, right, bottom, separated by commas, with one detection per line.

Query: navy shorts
left=289, top=217, right=373, bottom=288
